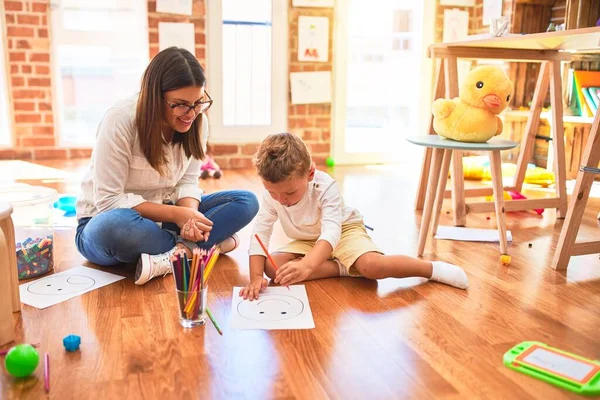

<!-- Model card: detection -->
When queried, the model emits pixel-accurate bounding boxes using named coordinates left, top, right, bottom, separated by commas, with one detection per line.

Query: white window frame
left=207, top=0, right=288, bottom=144
left=50, top=0, right=149, bottom=147
left=0, top=2, right=13, bottom=147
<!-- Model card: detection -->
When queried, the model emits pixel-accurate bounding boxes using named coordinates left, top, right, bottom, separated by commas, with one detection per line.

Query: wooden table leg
left=418, top=148, right=444, bottom=257
left=415, top=59, right=446, bottom=211
left=552, top=110, right=600, bottom=270
left=549, top=60, right=568, bottom=219
left=444, top=56, right=466, bottom=226
left=489, top=150, right=509, bottom=255
left=514, top=62, right=549, bottom=191
left=432, top=149, right=453, bottom=235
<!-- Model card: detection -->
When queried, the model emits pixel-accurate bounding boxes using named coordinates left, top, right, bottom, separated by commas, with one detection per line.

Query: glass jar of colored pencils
left=176, top=287, right=207, bottom=328
left=171, top=247, right=220, bottom=329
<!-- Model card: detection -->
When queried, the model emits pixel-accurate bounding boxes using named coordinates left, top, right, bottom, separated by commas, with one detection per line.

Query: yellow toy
left=460, top=156, right=555, bottom=187
left=432, top=65, right=514, bottom=143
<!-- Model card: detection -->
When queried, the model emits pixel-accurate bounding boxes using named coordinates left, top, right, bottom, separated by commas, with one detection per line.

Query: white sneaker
left=135, top=247, right=176, bottom=285
left=218, top=234, right=239, bottom=254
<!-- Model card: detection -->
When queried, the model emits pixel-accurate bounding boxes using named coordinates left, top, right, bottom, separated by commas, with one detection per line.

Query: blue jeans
left=75, top=190, right=259, bottom=266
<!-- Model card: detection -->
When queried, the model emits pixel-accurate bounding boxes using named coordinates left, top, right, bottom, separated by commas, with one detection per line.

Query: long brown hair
left=136, top=47, right=206, bottom=175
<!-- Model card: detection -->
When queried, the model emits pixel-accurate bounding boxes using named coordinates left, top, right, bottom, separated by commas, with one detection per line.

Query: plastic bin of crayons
left=0, top=186, right=58, bottom=280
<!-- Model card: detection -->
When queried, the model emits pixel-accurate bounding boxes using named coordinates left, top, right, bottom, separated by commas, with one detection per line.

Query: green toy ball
left=325, top=157, right=335, bottom=167
left=5, top=344, right=39, bottom=378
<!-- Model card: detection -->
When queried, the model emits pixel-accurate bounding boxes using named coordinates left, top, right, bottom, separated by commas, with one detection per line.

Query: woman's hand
left=180, top=219, right=209, bottom=242
left=173, top=207, right=213, bottom=241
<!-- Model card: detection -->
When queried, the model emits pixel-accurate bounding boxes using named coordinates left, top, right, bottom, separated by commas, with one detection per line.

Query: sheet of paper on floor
left=435, top=226, right=513, bottom=242
left=229, top=285, right=315, bottom=330
left=19, top=266, right=125, bottom=309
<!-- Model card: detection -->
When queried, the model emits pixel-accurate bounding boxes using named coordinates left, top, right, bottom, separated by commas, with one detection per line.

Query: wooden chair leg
left=514, top=62, right=549, bottom=191
left=418, top=148, right=444, bottom=257
left=0, top=217, right=20, bottom=312
left=0, top=227, right=15, bottom=346
left=552, top=109, right=600, bottom=270
left=415, top=59, right=445, bottom=211
left=549, top=59, right=568, bottom=219
left=489, top=151, right=509, bottom=255
left=415, top=148, right=432, bottom=211
left=432, top=149, right=453, bottom=235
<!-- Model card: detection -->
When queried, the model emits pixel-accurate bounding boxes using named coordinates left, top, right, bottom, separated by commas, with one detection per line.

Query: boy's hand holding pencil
left=274, top=258, right=313, bottom=286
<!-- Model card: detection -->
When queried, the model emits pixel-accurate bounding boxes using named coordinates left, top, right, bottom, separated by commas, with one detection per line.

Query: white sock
left=430, top=261, right=469, bottom=289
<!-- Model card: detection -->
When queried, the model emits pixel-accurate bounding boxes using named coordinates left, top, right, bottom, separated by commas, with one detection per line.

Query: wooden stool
left=0, top=202, right=21, bottom=346
left=407, top=136, right=518, bottom=259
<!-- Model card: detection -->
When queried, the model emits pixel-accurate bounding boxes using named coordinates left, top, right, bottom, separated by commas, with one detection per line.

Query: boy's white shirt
left=249, top=170, right=364, bottom=256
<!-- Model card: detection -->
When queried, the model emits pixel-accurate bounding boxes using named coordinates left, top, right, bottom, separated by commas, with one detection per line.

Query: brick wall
left=0, top=0, right=74, bottom=159
left=0, top=0, right=334, bottom=167
left=147, top=0, right=206, bottom=63
left=1, top=0, right=497, bottom=165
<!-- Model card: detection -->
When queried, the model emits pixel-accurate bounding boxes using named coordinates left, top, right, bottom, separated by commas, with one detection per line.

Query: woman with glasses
left=75, top=47, right=259, bottom=285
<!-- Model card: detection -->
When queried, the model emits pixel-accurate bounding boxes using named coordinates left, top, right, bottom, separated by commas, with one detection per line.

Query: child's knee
left=264, top=264, right=276, bottom=279
left=353, top=253, right=385, bottom=279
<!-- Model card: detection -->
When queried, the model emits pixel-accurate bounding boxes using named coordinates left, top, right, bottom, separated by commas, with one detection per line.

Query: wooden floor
left=1, top=159, right=600, bottom=400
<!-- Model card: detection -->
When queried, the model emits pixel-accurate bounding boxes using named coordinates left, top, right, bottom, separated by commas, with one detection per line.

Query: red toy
left=200, top=155, right=222, bottom=179
left=508, top=190, right=544, bottom=215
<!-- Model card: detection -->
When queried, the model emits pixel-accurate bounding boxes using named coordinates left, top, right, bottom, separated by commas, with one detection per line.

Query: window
left=50, top=0, right=149, bottom=146
left=0, top=17, right=11, bottom=147
left=207, top=0, right=287, bottom=143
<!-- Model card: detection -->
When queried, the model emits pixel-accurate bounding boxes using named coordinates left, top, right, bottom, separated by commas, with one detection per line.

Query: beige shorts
left=274, top=223, right=382, bottom=277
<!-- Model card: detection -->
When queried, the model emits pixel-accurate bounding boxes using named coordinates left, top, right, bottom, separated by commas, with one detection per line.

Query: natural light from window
left=51, top=0, right=149, bottom=146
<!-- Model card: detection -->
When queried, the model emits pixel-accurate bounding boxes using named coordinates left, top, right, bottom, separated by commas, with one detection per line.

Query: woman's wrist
left=166, top=204, right=180, bottom=223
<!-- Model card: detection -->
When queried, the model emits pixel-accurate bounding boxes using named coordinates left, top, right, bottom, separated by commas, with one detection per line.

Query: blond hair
left=253, top=132, right=312, bottom=183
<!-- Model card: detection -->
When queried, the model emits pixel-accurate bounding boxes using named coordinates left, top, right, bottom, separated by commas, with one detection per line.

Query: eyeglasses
left=164, top=92, right=213, bottom=117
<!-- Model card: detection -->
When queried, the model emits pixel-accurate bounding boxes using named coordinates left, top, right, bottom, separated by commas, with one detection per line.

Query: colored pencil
left=182, top=254, right=188, bottom=297
left=254, top=234, right=290, bottom=290
left=44, top=352, right=50, bottom=393
left=206, top=307, right=223, bottom=335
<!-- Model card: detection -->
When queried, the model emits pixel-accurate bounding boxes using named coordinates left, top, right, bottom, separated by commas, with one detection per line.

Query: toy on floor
left=432, top=65, right=514, bottom=143
left=200, top=155, right=222, bottom=179
left=504, top=341, right=600, bottom=396
left=4, top=344, right=39, bottom=378
left=63, top=334, right=81, bottom=352
left=461, top=156, right=555, bottom=187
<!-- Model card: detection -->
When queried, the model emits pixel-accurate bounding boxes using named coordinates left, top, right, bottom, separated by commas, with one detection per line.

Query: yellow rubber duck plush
left=432, top=65, right=514, bottom=143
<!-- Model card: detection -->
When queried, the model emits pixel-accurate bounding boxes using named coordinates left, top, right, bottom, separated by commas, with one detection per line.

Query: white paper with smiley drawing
left=19, top=266, right=125, bottom=309
left=229, top=285, right=315, bottom=330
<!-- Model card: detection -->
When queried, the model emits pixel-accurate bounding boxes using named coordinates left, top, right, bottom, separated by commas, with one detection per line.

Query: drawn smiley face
left=237, top=294, right=305, bottom=321
left=27, top=275, right=96, bottom=295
